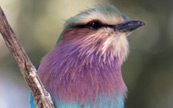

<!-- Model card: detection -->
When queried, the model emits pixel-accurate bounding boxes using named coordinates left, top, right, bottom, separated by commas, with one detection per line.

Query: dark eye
left=87, top=21, right=102, bottom=30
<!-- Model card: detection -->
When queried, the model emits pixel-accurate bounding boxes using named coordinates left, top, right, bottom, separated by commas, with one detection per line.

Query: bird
left=29, top=5, right=144, bottom=108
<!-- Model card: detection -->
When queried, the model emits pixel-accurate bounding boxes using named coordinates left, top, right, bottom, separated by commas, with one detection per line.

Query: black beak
left=113, top=21, right=145, bottom=32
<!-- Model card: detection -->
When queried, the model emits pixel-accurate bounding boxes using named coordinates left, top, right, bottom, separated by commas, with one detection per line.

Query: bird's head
left=57, top=5, right=144, bottom=63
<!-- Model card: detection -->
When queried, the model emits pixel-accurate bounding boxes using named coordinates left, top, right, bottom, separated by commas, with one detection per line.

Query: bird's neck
left=38, top=37, right=127, bottom=107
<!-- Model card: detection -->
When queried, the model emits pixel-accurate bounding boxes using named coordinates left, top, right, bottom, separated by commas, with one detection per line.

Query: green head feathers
left=64, top=5, right=130, bottom=30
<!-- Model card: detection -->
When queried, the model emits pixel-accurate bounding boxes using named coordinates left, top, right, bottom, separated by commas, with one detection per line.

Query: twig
left=0, top=6, right=55, bottom=108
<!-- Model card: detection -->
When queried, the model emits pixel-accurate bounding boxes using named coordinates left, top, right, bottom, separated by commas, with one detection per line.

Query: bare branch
left=0, top=6, right=55, bottom=108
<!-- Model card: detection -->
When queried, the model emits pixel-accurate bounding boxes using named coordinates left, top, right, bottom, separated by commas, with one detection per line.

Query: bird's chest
left=38, top=53, right=126, bottom=108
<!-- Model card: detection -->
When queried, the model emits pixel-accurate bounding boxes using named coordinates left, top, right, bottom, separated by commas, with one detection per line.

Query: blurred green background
left=0, top=0, right=172, bottom=108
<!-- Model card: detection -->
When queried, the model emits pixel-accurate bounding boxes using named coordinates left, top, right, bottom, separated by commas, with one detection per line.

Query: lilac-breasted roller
left=29, top=5, right=144, bottom=108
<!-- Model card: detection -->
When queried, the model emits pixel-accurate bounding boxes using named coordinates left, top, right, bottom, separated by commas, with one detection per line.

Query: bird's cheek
left=125, top=32, right=132, bottom=36
left=113, top=32, right=129, bottom=37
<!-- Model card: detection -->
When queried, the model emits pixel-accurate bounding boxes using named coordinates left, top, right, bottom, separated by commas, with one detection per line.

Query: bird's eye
left=87, top=21, right=102, bottom=30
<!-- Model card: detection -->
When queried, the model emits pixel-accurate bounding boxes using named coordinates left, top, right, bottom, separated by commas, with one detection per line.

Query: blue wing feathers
left=29, top=91, right=38, bottom=108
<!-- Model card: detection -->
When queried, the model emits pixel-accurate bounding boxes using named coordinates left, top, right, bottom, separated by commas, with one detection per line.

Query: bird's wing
left=29, top=91, right=38, bottom=108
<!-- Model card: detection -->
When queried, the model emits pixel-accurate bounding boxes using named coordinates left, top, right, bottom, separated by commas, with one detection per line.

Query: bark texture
left=0, top=6, right=55, bottom=108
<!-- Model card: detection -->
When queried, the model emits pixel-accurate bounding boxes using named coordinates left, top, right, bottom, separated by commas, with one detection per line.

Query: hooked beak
left=113, top=21, right=145, bottom=32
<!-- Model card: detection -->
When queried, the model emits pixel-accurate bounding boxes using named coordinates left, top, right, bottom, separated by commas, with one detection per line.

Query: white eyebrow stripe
left=64, top=5, right=129, bottom=29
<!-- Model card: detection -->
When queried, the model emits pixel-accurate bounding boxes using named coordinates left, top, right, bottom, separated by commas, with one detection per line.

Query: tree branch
left=0, top=6, right=55, bottom=108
